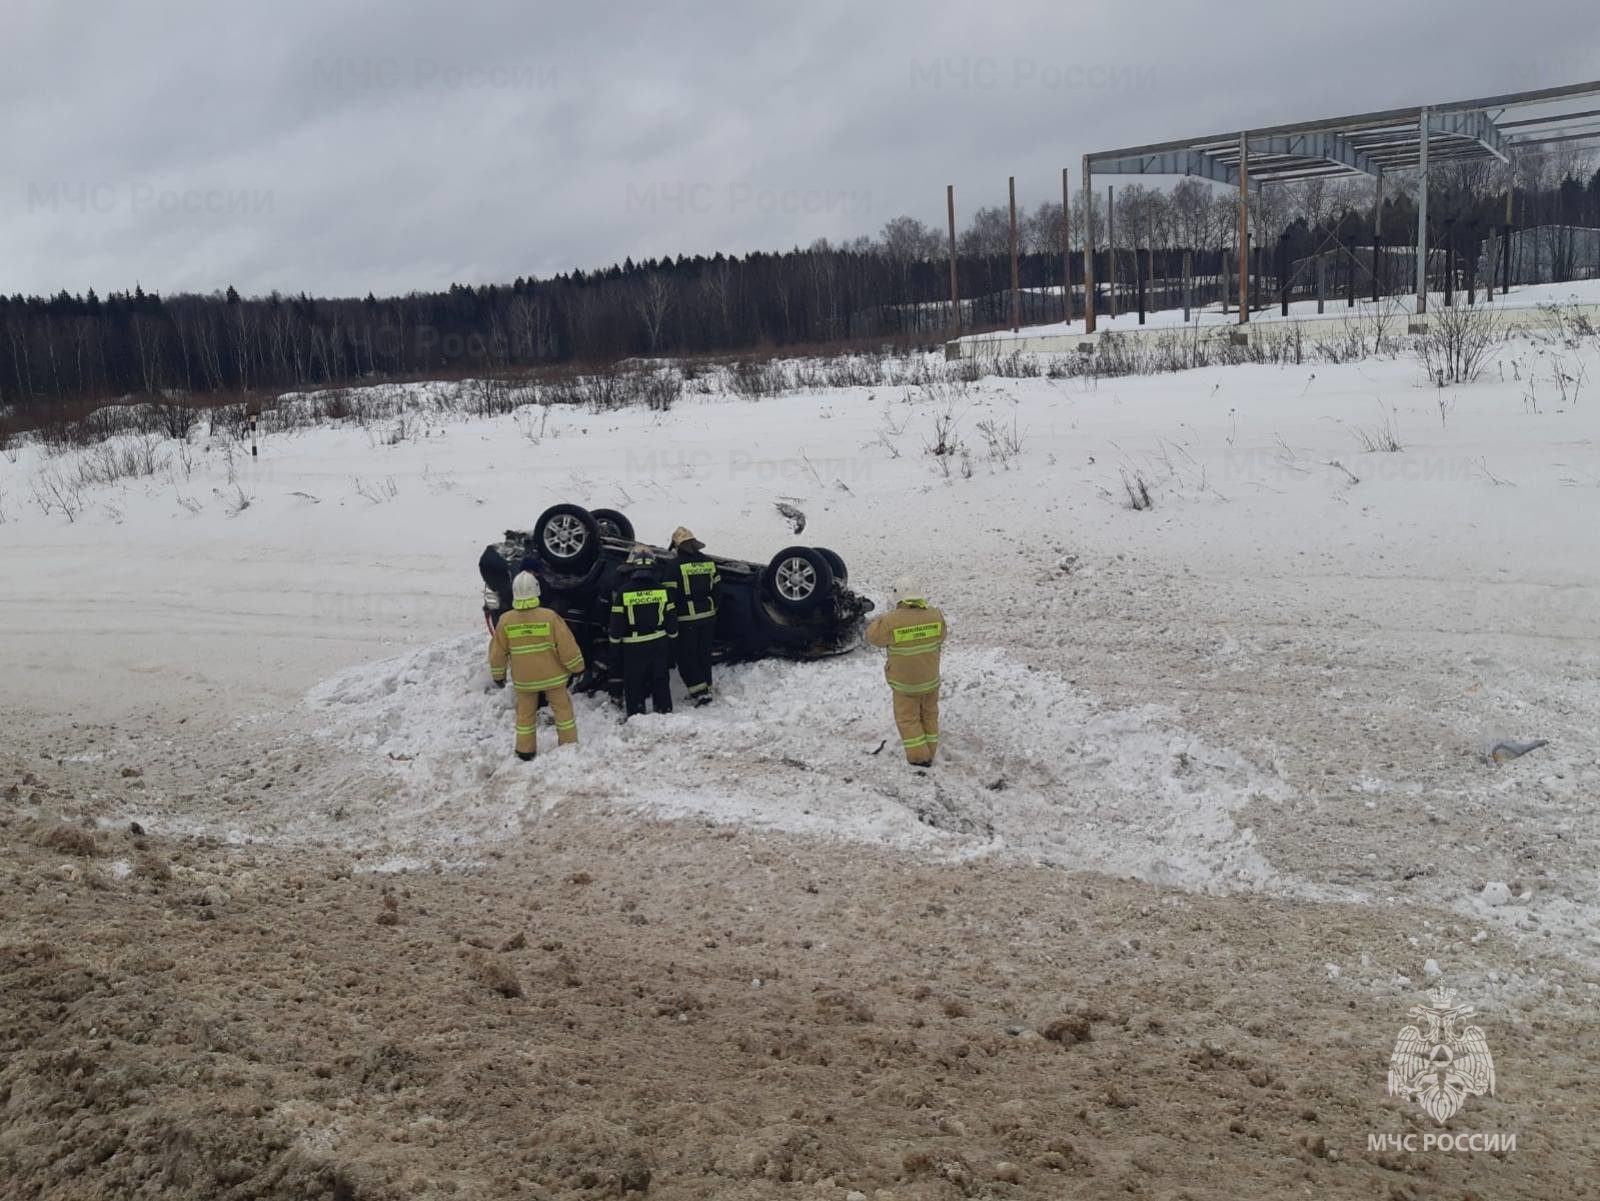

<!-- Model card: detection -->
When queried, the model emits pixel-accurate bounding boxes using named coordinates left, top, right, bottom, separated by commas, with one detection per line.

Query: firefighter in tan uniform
left=489, top=571, right=585, bottom=761
left=864, top=577, right=947, bottom=767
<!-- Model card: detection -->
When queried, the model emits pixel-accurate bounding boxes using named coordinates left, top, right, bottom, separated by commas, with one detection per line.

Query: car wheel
left=534, top=503, right=601, bottom=573
left=762, top=546, right=834, bottom=614
left=815, top=547, right=848, bottom=586
left=590, top=507, right=635, bottom=541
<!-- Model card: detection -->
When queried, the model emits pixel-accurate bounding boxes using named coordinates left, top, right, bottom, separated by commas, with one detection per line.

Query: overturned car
left=478, top=504, right=872, bottom=688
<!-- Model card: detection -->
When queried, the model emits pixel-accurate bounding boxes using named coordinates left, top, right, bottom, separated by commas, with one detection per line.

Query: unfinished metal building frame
left=1081, top=80, right=1600, bottom=332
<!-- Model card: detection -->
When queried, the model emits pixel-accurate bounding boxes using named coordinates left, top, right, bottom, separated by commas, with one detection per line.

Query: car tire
left=590, top=507, right=635, bottom=541
left=762, top=546, right=834, bottom=614
left=815, top=547, right=848, bottom=586
left=534, top=503, right=601, bottom=573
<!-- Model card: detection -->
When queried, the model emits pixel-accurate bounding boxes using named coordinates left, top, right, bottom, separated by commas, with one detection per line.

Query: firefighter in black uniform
left=666, top=526, right=721, bottom=706
left=608, top=546, right=679, bottom=718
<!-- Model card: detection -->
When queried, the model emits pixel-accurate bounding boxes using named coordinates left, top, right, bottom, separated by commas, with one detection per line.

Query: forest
left=3, top=154, right=1597, bottom=424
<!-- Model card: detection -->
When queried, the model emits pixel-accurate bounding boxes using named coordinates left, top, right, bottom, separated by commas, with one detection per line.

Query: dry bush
left=39, top=824, right=100, bottom=856
left=1415, top=304, right=1502, bottom=384
left=727, top=360, right=787, bottom=398
left=1346, top=401, right=1404, bottom=453
left=1121, top=469, right=1153, bottom=511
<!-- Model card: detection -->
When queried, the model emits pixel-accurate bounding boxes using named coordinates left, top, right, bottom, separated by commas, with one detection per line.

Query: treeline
left=2, top=156, right=1597, bottom=420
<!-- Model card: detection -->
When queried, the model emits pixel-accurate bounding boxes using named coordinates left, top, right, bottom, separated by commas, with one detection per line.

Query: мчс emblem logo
left=1387, top=987, right=1496, bottom=1124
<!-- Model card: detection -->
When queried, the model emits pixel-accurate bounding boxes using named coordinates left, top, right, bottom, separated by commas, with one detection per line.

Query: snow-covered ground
left=4, top=304, right=1599, bottom=962
left=958, top=278, right=1600, bottom=342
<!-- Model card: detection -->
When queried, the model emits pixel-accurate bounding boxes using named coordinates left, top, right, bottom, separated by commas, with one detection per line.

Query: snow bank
left=299, top=633, right=1280, bottom=893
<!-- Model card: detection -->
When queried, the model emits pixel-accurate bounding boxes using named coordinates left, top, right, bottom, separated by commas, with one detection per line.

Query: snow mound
left=293, top=634, right=1282, bottom=893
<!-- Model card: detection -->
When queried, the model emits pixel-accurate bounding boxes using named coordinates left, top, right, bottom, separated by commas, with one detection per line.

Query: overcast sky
left=3, top=0, right=1597, bottom=298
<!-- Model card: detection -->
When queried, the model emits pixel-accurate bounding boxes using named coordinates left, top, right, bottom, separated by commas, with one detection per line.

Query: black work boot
left=516, top=751, right=536, bottom=763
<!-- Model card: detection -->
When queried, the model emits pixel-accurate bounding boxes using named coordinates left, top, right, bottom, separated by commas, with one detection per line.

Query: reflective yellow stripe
left=512, top=598, right=541, bottom=610
left=563, top=657, right=584, bottom=671
left=553, top=719, right=577, bottom=730
left=892, top=622, right=942, bottom=643
left=513, top=673, right=569, bottom=690
left=887, top=644, right=938, bottom=656
left=621, top=630, right=667, bottom=644
left=506, top=622, right=552, bottom=638
left=678, top=607, right=716, bottom=621
left=515, top=724, right=537, bottom=733
left=510, top=643, right=555, bottom=654
left=902, top=735, right=928, bottom=747
left=888, top=677, right=941, bottom=695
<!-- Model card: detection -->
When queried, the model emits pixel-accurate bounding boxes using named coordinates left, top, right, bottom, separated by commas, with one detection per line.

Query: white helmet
left=512, top=571, right=541, bottom=604
left=890, top=576, right=924, bottom=606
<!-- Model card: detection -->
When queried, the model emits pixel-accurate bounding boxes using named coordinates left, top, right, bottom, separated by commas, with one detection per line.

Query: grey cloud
left=2, top=0, right=1597, bottom=296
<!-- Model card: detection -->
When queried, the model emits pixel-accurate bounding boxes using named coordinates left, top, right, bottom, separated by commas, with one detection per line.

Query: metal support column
left=1107, top=185, right=1117, bottom=318
left=1008, top=175, right=1020, bottom=332
left=1082, top=156, right=1096, bottom=334
left=1237, top=131, right=1250, bottom=325
left=1061, top=167, right=1072, bottom=324
left=1416, top=106, right=1429, bottom=315
left=946, top=184, right=960, bottom=335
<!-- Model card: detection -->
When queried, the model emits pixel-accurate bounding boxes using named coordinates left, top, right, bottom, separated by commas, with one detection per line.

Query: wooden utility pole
left=1082, top=155, right=1096, bottom=334
left=1237, top=132, right=1250, bottom=325
left=1008, top=175, right=1021, bottom=332
left=1182, top=249, right=1193, bottom=322
left=1061, top=166, right=1072, bottom=324
left=946, top=184, right=960, bottom=335
left=1107, top=185, right=1117, bottom=318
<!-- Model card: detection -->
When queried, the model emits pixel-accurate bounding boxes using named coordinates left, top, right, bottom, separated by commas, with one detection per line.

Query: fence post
left=1317, top=253, right=1326, bottom=314
left=1183, top=250, right=1193, bottom=322
left=1443, top=217, right=1455, bottom=307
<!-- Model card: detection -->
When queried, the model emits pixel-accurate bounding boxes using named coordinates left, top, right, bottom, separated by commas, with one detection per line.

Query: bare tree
left=635, top=273, right=676, bottom=353
left=880, top=215, right=943, bottom=263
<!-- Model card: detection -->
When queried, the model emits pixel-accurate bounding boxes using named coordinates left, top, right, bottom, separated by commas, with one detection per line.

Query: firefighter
left=864, top=576, right=947, bottom=767
left=666, top=526, right=721, bottom=706
left=608, top=547, right=678, bottom=719
left=488, top=571, right=585, bottom=761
